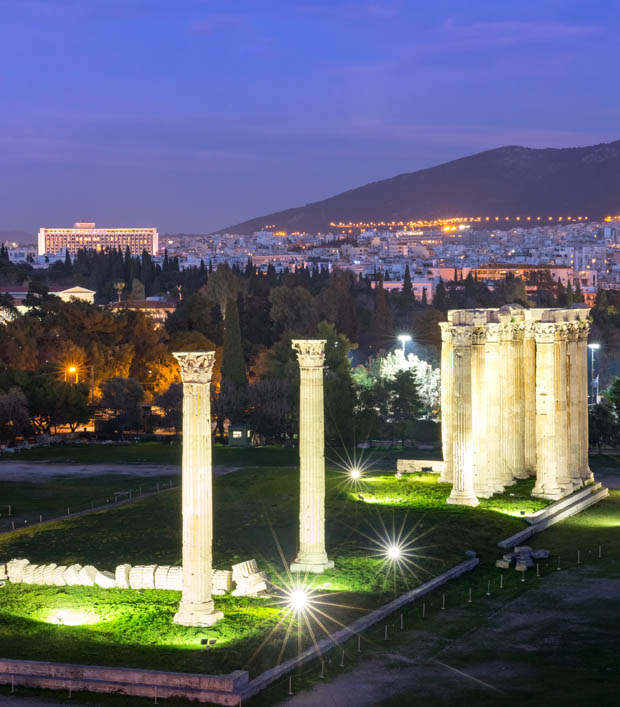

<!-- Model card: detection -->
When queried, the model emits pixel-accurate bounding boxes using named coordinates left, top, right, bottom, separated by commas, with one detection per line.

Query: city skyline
left=2, top=0, right=620, bottom=233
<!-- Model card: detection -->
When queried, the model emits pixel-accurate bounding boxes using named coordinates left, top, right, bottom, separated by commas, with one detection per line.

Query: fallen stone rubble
left=495, top=545, right=550, bottom=571
left=0, top=557, right=267, bottom=597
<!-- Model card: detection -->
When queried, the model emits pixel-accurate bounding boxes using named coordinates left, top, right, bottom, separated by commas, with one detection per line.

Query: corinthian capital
left=173, top=351, right=216, bottom=384
left=534, top=322, right=557, bottom=344
left=452, top=326, right=474, bottom=347
left=292, top=339, right=326, bottom=367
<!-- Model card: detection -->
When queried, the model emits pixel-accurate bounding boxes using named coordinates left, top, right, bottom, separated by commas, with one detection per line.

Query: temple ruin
left=440, top=305, right=592, bottom=505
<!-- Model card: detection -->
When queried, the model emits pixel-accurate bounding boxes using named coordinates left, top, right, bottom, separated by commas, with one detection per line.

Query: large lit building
left=38, top=222, right=159, bottom=256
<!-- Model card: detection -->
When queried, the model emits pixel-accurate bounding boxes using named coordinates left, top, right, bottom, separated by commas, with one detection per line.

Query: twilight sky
left=2, top=0, right=619, bottom=234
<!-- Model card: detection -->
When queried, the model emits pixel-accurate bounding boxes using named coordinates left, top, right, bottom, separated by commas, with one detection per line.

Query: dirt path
left=0, top=463, right=245, bottom=482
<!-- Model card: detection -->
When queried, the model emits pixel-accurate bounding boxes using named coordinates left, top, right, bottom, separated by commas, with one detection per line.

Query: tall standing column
left=500, top=323, right=517, bottom=485
left=472, top=326, right=492, bottom=497
left=484, top=324, right=505, bottom=494
left=566, top=322, right=583, bottom=489
left=555, top=323, right=572, bottom=493
left=447, top=326, right=479, bottom=506
left=512, top=323, right=528, bottom=478
left=290, top=340, right=334, bottom=573
left=578, top=322, right=594, bottom=483
left=523, top=322, right=537, bottom=476
left=439, top=323, right=454, bottom=484
left=532, top=324, right=564, bottom=500
left=173, top=351, right=223, bottom=627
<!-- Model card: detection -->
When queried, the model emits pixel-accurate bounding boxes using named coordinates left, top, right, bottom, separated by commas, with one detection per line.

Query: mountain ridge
left=217, top=139, right=620, bottom=234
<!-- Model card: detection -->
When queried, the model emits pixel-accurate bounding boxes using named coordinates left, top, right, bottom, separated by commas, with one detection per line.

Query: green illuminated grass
left=0, top=462, right=547, bottom=677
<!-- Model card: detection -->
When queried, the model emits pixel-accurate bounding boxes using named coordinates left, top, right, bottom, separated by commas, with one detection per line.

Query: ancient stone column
left=523, top=322, right=537, bottom=476
left=532, top=324, right=564, bottom=500
left=439, top=323, right=454, bottom=484
left=472, top=326, right=492, bottom=497
left=173, top=351, right=223, bottom=627
left=566, top=322, right=583, bottom=490
left=483, top=323, right=505, bottom=494
left=554, top=323, right=572, bottom=493
left=512, top=323, right=528, bottom=479
left=290, top=339, right=334, bottom=573
left=577, top=322, right=594, bottom=483
left=499, top=321, right=518, bottom=486
left=447, top=326, right=479, bottom=506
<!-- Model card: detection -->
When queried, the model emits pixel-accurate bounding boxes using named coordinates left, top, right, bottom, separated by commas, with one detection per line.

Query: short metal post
left=500, top=574, right=504, bottom=589
left=400, top=613, right=404, bottom=629
left=577, top=550, right=581, bottom=565
left=357, top=635, right=361, bottom=653
left=521, top=569, right=525, bottom=583
left=598, top=544, right=602, bottom=559
left=288, top=676, right=293, bottom=696
left=39, top=514, right=42, bottom=523
left=340, top=650, right=345, bottom=667
left=441, top=593, right=446, bottom=610
left=557, top=556, right=561, bottom=571
left=468, top=586, right=472, bottom=603
left=536, top=564, right=540, bottom=578
left=67, top=507, right=70, bottom=517
left=319, top=662, right=325, bottom=679
left=422, top=603, right=426, bottom=618
left=486, top=580, right=491, bottom=596
left=384, top=624, right=388, bottom=640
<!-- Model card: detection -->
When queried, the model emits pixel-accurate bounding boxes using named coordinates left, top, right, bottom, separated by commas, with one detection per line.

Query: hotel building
left=38, top=222, right=159, bottom=256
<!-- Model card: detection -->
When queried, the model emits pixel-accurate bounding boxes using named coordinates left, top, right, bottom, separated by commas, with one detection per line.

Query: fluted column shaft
left=566, top=324, right=583, bottom=489
left=532, top=325, right=563, bottom=500
left=447, top=327, right=479, bottom=506
left=512, top=325, right=527, bottom=478
left=472, top=327, right=492, bottom=497
left=500, top=324, right=517, bottom=485
left=439, top=323, right=454, bottom=483
left=290, top=340, right=334, bottom=573
left=555, top=325, right=571, bottom=491
left=523, top=325, right=537, bottom=476
left=173, top=351, right=223, bottom=627
left=484, top=324, right=505, bottom=494
left=578, top=325, right=594, bottom=482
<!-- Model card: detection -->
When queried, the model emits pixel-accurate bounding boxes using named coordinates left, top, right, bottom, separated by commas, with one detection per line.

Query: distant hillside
left=0, top=230, right=35, bottom=245
left=219, top=140, right=620, bottom=234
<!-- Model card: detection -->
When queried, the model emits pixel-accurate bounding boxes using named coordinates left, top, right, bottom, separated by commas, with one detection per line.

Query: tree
left=387, top=369, right=422, bottom=444
left=221, top=297, right=246, bottom=386
left=0, top=387, right=31, bottom=443
left=374, top=275, right=392, bottom=349
left=99, top=377, right=145, bottom=435
left=589, top=402, right=617, bottom=448
left=155, top=383, right=183, bottom=435
left=432, top=279, right=448, bottom=312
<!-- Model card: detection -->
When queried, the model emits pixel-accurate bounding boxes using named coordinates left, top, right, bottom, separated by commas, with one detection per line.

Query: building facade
left=38, top=222, right=159, bottom=256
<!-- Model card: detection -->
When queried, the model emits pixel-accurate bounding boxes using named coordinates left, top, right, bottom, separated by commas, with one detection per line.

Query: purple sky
left=1, top=0, right=619, bottom=234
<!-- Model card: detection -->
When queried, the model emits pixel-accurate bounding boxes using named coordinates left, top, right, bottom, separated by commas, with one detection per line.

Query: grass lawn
left=0, top=458, right=540, bottom=680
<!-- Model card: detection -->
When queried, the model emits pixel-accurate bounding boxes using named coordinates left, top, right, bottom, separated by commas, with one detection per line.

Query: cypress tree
left=221, top=297, right=246, bottom=387
left=374, top=274, right=392, bottom=349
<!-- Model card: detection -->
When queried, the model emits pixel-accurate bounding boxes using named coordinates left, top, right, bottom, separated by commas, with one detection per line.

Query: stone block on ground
left=232, top=559, right=259, bottom=581
left=531, top=549, right=550, bottom=560
left=0, top=563, right=6, bottom=581
left=154, top=566, right=170, bottom=590
left=495, top=559, right=511, bottom=569
left=33, top=565, right=46, bottom=584
left=95, top=570, right=116, bottom=589
left=42, top=564, right=57, bottom=585
left=115, top=564, right=131, bottom=589
left=7, top=558, right=30, bottom=583
left=515, top=561, right=528, bottom=572
left=22, top=564, right=38, bottom=584
left=166, top=567, right=183, bottom=591
left=52, top=565, right=68, bottom=586
left=64, top=564, right=83, bottom=586
left=212, top=569, right=233, bottom=595
left=77, top=565, right=98, bottom=586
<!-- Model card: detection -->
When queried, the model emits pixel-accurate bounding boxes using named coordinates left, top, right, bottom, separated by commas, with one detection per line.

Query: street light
left=588, top=343, right=600, bottom=405
left=64, top=365, right=78, bottom=384
left=397, top=334, right=412, bottom=356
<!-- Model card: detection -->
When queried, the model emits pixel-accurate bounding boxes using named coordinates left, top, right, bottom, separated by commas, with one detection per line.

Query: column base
left=173, top=602, right=223, bottom=627
left=446, top=492, right=479, bottom=507
left=474, top=482, right=504, bottom=499
left=580, top=468, right=594, bottom=484
left=531, top=483, right=564, bottom=501
left=290, top=557, right=334, bottom=574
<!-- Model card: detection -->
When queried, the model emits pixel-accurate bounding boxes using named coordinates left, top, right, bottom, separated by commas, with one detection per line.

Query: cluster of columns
left=440, top=306, right=592, bottom=506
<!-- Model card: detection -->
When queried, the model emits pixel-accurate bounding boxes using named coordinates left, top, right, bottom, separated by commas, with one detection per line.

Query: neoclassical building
left=440, top=305, right=591, bottom=505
